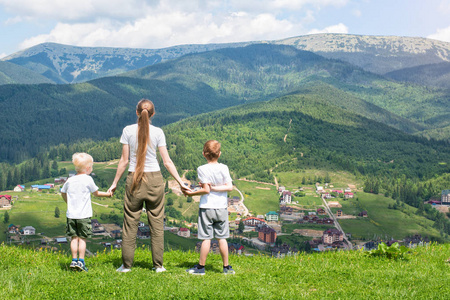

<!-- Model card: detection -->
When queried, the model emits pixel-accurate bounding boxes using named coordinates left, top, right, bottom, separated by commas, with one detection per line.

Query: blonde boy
left=61, top=153, right=111, bottom=272
left=183, top=140, right=235, bottom=275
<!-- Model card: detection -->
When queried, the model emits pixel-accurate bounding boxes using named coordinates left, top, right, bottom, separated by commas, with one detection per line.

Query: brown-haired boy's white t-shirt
left=197, top=163, right=232, bottom=209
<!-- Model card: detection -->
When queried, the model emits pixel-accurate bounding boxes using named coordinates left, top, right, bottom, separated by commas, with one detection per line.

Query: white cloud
left=307, top=23, right=348, bottom=35
left=0, top=52, right=7, bottom=59
left=19, top=10, right=308, bottom=50
left=428, top=26, right=450, bottom=43
left=9, top=0, right=352, bottom=51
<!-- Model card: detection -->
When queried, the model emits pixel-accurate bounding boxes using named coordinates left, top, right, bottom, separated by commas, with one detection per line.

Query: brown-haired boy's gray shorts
left=66, top=218, right=92, bottom=239
left=198, top=208, right=229, bottom=240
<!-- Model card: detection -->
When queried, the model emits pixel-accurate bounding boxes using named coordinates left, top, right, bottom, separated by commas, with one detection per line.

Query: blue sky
left=1, top=0, right=449, bottom=59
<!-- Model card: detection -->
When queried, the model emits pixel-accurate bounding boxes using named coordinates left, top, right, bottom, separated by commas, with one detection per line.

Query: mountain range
left=3, top=33, right=450, bottom=85
left=0, top=41, right=449, bottom=165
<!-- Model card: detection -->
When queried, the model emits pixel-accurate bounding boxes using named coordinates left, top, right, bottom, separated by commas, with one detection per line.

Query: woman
left=109, top=99, right=188, bottom=273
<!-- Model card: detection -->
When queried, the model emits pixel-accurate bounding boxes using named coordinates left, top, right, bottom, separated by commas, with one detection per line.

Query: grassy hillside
left=1, top=243, right=449, bottom=299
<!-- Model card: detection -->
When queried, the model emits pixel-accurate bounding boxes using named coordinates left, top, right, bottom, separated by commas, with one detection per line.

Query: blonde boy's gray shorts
left=198, top=208, right=229, bottom=240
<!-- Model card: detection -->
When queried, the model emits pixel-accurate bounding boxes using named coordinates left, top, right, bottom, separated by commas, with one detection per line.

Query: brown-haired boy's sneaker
left=223, top=265, right=235, bottom=275
left=186, top=264, right=205, bottom=275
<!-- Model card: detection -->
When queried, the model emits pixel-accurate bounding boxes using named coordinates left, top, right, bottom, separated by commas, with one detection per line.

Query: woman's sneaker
left=186, top=265, right=205, bottom=275
left=116, top=265, right=131, bottom=273
left=223, top=265, right=235, bottom=275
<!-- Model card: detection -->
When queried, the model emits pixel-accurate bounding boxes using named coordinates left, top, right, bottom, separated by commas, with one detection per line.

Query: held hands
left=107, top=184, right=117, bottom=197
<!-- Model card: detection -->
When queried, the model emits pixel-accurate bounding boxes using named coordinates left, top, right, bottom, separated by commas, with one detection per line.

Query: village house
left=344, top=188, right=352, bottom=193
left=322, top=228, right=343, bottom=245
left=228, top=196, right=240, bottom=206
left=278, top=186, right=286, bottom=193
left=322, top=192, right=332, bottom=199
left=258, top=225, right=277, bottom=244
left=280, top=205, right=293, bottom=215
left=242, top=217, right=266, bottom=227
left=344, top=192, right=354, bottom=199
left=280, top=190, right=292, bottom=204
left=177, top=227, right=190, bottom=238
left=441, top=190, right=450, bottom=205
left=271, top=243, right=298, bottom=258
left=404, top=235, right=430, bottom=248
left=54, top=177, right=67, bottom=184
left=55, top=237, right=68, bottom=243
left=317, top=208, right=326, bottom=215
left=332, top=189, right=343, bottom=194
left=265, top=211, right=279, bottom=222
left=22, top=226, right=36, bottom=235
left=137, top=226, right=150, bottom=239
left=8, top=224, right=19, bottom=234
left=14, top=185, right=25, bottom=192
left=31, top=185, right=51, bottom=192
left=228, top=243, right=245, bottom=255
left=91, top=219, right=105, bottom=234
left=316, top=186, right=324, bottom=193
left=358, top=211, right=368, bottom=217
left=0, top=195, right=12, bottom=208
left=195, top=240, right=220, bottom=254
left=336, top=210, right=343, bottom=217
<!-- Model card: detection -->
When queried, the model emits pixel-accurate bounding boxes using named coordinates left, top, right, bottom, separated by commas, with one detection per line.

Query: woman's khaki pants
left=121, top=172, right=165, bottom=269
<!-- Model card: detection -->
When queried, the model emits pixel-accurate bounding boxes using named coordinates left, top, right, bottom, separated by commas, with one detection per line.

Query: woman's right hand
left=107, top=183, right=117, bottom=195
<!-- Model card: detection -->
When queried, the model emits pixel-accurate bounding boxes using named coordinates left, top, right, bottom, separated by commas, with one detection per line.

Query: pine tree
left=55, top=207, right=60, bottom=218
left=3, top=211, right=9, bottom=224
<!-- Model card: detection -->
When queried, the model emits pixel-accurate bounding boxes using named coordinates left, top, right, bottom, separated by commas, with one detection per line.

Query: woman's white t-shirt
left=197, top=163, right=232, bottom=209
left=120, top=124, right=167, bottom=172
left=61, top=174, right=98, bottom=219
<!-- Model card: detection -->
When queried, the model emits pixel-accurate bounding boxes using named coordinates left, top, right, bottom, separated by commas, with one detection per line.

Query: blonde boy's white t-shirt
left=197, top=163, right=232, bottom=209
left=120, top=124, right=166, bottom=172
left=61, top=174, right=98, bottom=219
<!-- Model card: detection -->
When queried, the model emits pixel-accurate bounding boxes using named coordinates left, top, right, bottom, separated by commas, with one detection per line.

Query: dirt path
left=284, top=119, right=292, bottom=143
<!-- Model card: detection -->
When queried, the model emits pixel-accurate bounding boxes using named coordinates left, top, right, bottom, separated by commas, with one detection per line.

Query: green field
left=275, top=170, right=363, bottom=191
left=338, top=193, right=440, bottom=240
left=233, top=180, right=279, bottom=215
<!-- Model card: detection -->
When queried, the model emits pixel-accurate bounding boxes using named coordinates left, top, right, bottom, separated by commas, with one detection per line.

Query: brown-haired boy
left=183, top=140, right=235, bottom=275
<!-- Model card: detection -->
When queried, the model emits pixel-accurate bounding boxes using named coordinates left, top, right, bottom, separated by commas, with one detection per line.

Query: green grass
left=338, top=193, right=440, bottom=240
left=234, top=180, right=279, bottom=215
left=1, top=243, right=449, bottom=299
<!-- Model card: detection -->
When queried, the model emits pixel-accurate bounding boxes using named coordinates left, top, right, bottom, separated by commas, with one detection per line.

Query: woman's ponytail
left=131, top=99, right=154, bottom=194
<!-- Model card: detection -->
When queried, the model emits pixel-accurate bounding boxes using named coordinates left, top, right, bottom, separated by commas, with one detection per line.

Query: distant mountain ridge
left=3, top=34, right=450, bottom=84
left=2, top=42, right=253, bottom=84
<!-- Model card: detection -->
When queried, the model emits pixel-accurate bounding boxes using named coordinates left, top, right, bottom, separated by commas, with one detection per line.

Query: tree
left=3, top=211, right=9, bottom=224
left=55, top=207, right=60, bottom=218
left=238, top=220, right=245, bottom=233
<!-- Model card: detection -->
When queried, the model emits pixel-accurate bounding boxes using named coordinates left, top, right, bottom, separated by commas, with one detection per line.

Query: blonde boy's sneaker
left=116, top=265, right=131, bottom=273
left=76, top=261, right=88, bottom=272
left=70, top=260, right=78, bottom=269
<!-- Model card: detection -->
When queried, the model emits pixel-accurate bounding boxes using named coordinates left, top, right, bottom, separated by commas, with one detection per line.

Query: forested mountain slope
left=124, top=44, right=449, bottom=138
left=0, top=61, right=53, bottom=85
left=1, top=44, right=449, bottom=164
left=163, top=92, right=450, bottom=182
